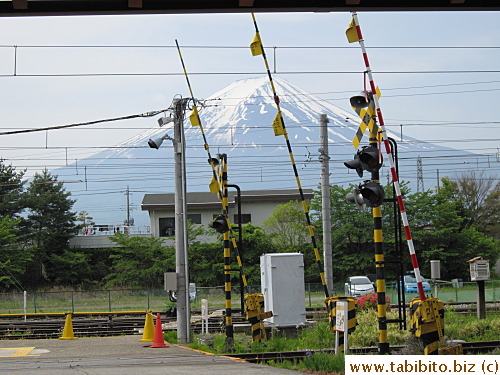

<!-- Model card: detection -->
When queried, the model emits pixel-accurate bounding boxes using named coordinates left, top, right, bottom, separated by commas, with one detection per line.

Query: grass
left=443, top=309, right=500, bottom=341
left=181, top=308, right=499, bottom=373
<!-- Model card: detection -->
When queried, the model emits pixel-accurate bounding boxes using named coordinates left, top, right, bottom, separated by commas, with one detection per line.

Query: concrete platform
left=0, top=335, right=301, bottom=374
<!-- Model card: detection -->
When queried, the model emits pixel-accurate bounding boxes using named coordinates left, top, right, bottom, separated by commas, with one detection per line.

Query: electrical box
left=468, top=257, right=490, bottom=281
left=164, top=272, right=177, bottom=291
left=260, top=253, right=306, bottom=327
left=430, top=260, right=441, bottom=280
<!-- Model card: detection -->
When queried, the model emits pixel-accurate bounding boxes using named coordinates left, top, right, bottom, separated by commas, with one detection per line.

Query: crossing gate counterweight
left=410, top=297, right=463, bottom=355
left=244, top=293, right=272, bottom=342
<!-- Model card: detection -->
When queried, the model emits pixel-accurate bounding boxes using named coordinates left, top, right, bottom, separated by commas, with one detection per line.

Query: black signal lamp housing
left=344, top=146, right=382, bottom=178
left=359, top=180, right=385, bottom=208
left=209, top=214, right=229, bottom=233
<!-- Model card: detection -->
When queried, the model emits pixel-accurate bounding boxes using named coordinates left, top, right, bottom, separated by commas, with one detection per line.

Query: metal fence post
left=34, top=292, right=37, bottom=313
left=108, top=290, right=112, bottom=312
left=71, top=291, right=75, bottom=313
left=147, top=289, right=150, bottom=310
left=308, top=283, right=312, bottom=308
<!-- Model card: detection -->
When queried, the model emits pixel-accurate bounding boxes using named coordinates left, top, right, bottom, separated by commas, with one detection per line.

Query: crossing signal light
left=346, top=181, right=385, bottom=209
left=209, top=214, right=229, bottom=233
left=344, top=146, right=382, bottom=178
left=359, top=180, right=385, bottom=208
left=350, top=90, right=372, bottom=109
left=346, top=189, right=366, bottom=211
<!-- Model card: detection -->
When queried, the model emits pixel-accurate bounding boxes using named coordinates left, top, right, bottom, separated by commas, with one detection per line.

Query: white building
left=141, top=189, right=314, bottom=241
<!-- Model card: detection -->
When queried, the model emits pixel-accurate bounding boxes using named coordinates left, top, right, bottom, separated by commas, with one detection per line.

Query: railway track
left=0, top=314, right=231, bottom=340
left=0, top=302, right=497, bottom=340
left=228, top=341, right=500, bottom=362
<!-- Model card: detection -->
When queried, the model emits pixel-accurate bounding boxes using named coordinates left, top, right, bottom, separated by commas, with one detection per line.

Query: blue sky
left=1, top=11, right=499, bottom=178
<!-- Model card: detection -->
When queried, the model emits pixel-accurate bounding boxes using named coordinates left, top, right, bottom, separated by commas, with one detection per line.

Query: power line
left=0, top=109, right=168, bottom=136
left=2, top=44, right=500, bottom=49
left=3, top=70, right=500, bottom=79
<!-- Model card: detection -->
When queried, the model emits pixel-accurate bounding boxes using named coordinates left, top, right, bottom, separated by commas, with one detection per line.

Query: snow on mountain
left=52, top=77, right=469, bottom=226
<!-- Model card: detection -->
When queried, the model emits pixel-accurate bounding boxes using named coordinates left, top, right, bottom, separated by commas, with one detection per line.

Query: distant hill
left=52, top=77, right=475, bottom=226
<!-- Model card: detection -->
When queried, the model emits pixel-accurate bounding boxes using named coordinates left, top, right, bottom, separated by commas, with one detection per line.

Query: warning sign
left=335, top=301, right=347, bottom=332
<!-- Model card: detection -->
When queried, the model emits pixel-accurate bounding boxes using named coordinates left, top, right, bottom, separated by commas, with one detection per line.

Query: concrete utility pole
left=172, top=98, right=190, bottom=344
left=319, top=114, right=333, bottom=295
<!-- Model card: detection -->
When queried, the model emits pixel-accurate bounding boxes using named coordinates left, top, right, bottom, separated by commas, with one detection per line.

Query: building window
left=233, top=214, right=251, bottom=224
left=159, top=217, right=175, bottom=237
left=187, top=214, right=202, bottom=224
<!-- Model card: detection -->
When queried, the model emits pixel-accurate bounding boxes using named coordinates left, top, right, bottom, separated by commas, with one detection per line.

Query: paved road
left=0, top=335, right=301, bottom=374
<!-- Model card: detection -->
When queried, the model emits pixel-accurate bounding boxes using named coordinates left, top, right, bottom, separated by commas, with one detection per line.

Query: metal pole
left=180, top=101, right=191, bottom=342
left=319, top=114, right=333, bottom=295
left=173, top=98, right=190, bottom=344
left=23, top=291, right=26, bottom=321
left=477, top=281, right=486, bottom=319
left=388, top=137, right=406, bottom=330
left=227, top=184, right=244, bottom=312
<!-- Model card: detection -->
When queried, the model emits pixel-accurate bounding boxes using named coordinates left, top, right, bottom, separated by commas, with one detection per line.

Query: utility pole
left=172, top=98, right=190, bottom=344
left=148, top=97, right=191, bottom=344
left=319, top=114, right=333, bottom=295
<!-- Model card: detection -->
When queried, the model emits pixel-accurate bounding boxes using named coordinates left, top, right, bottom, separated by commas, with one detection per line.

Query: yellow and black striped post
left=325, top=297, right=356, bottom=353
left=244, top=293, right=272, bottom=342
left=369, top=134, right=389, bottom=355
left=219, top=154, right=234, bottom=344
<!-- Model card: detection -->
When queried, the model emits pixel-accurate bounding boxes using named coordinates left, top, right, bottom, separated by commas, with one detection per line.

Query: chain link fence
left=0, top=280, right=497, bottom=314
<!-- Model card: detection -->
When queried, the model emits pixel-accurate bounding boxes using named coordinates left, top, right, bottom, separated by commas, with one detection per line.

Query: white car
left=170, top=283, right=197, bottom=302
left=345, top=276, right=375, bottom=297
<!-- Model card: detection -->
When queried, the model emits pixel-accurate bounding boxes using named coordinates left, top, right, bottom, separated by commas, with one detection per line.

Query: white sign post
left=334, top=301, right=349, bottom=354
left=201, top=299, right=208, bottom=334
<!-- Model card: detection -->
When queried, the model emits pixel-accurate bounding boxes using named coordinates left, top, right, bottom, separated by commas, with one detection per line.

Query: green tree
left=189, top=223, right=276, bottom=287
left=311, top=185, right=374, bottom=281
left=262, top=200, right=309, bottom=252
left=76, top=210, right=95, bottom=231
left=0, top=160, right=25, bottom=219
left=24, top=170, right=79, bottom=288
left=410, top=180, right=500, bottom=280
left=0, top=216, right=32, bottom=291
left=439, top=172, right=499, bottom=237
left=106, top=233, right=175, bottom=288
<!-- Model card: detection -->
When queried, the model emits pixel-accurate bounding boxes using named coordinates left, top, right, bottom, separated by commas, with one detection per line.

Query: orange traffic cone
left=59, top=313, right=77, bottom=340
left=139, top=309, right=155, bottom=342
left=149, top=313, right=169, bottom=348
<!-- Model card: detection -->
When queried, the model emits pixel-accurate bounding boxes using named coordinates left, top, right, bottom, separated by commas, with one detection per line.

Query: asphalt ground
left=0, top=335, right=302, bottom=374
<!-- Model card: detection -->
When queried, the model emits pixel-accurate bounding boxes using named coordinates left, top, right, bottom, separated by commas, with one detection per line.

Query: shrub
left=356, top=293, right=391, bottom=311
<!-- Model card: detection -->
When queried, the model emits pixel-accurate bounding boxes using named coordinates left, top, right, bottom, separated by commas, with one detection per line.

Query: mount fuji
left=52, top=77, right=472, bottom=226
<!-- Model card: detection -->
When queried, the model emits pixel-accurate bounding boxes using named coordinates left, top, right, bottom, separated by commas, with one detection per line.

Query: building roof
left=141, top=189, right=314, bottom=211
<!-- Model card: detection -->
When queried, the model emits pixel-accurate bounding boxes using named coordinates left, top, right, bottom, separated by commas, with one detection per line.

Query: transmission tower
left=123, top=186, right=135, bottom=226
left=417, top=156, right=424, bottom=193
